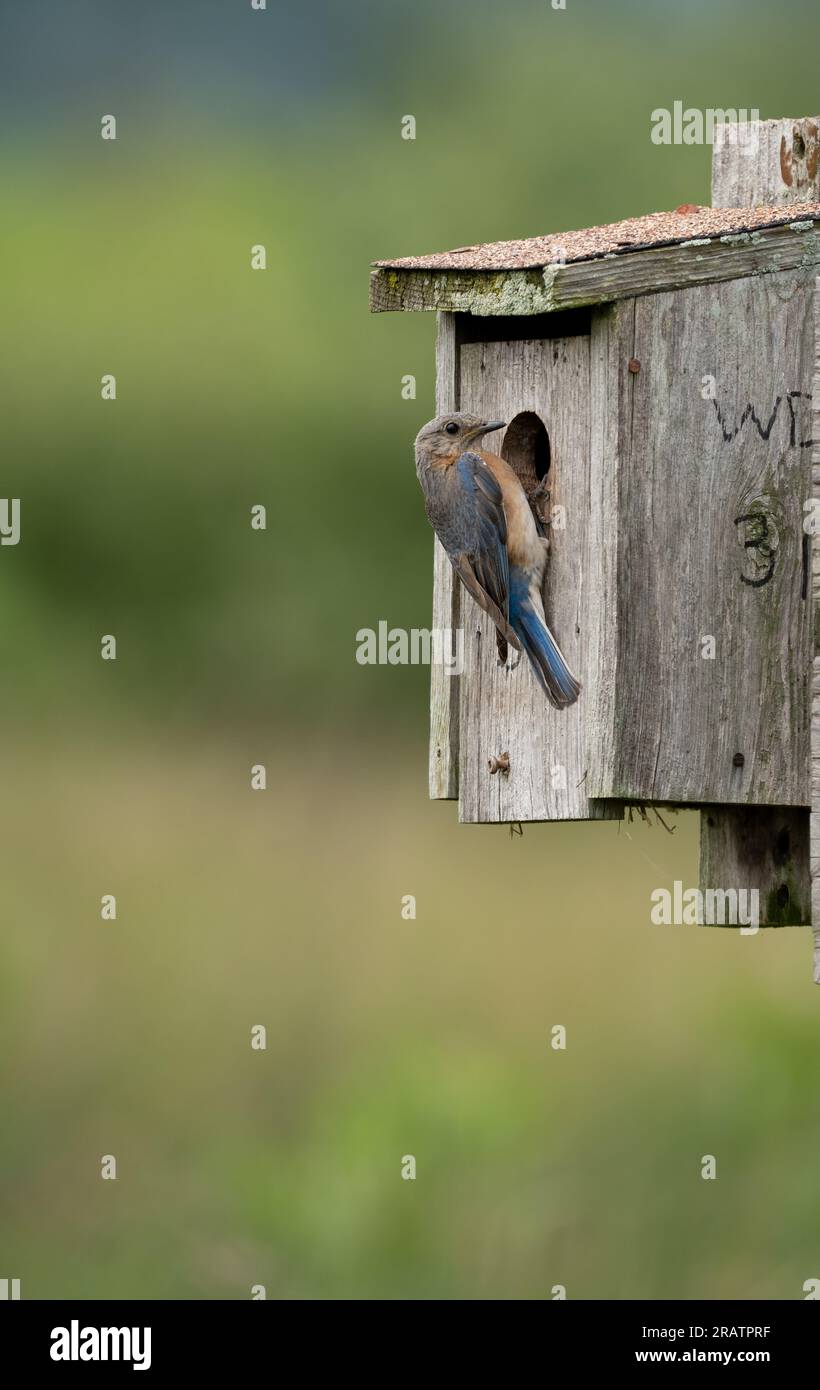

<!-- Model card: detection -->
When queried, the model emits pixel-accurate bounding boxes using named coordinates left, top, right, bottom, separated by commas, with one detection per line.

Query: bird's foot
left=530, top=479, right=552, bottom=531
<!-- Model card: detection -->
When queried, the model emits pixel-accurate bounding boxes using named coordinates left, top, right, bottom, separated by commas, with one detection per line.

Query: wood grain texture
left=812, top=279, right=820, bottom=971
left=369, top=223, right=820, bottom=316
left=594, top=271, right=814, bottom=806
left=585, top=302, right=633, bottom=799
left=428, top=313, right=460, bottom=799
left=712, top=118, right=820, bottom=208
left=700, top=806, right=810, bottom=925
left=707, top=117, right=816, bottom=946
left=456, top=330, right=620, bottom=823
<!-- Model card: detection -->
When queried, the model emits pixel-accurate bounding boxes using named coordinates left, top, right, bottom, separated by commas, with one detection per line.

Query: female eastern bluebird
left=414, top=413, right=581, bottom=708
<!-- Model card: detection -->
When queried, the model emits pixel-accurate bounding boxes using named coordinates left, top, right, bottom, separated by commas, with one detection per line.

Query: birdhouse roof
left=373, top=203, right=820, bottom=272
left=370, top=202, right=820, bottom=316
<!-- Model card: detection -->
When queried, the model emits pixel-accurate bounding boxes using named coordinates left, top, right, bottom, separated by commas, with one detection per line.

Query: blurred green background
left=1, top=0, right=819, bottom=1299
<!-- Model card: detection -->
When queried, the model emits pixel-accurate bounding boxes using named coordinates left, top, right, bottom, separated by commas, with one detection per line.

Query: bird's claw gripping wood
left=528, top=478, right=552, bottom=531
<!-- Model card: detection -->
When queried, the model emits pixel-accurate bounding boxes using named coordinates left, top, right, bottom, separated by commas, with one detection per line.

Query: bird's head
left=414, top=413, right=506, bottom=464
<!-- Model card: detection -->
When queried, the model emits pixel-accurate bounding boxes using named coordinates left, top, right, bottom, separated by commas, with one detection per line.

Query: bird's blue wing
left=432, top=451, right=520, bottom=649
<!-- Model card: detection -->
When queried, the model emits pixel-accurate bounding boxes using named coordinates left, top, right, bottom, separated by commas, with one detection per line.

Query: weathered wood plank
left=429, top=312, right=460, bottom=799
left=712, top=117, right=820, bottom=208
left=700, top=806, right=810, bottom=926
left=812, top=278, right=820, bottom=973
left=585, top=302, right=633, bottom=801
left=370, top=222, right=820, bottom=316
left=592, top=270, right=814, bottom=806
left=456, top=330, right=620, bottom=823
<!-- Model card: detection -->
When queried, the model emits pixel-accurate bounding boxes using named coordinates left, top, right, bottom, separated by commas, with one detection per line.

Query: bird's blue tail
left=510, top=578, right=581, bottom=710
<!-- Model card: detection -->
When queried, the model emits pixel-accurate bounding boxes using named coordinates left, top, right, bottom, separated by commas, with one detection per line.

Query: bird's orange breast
left=475, top=449, right=543, bottom=568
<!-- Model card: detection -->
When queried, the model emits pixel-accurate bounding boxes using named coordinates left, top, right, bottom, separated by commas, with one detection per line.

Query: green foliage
left=1, top=746, right=818, bottom=1299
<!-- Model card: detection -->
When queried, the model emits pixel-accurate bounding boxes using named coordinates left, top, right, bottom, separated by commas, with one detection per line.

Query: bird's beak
left=478, top=420, right=506, bottom=436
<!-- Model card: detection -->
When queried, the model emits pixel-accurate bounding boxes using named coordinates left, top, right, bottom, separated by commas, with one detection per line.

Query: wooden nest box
left=370, top=116, right=820, bottom=961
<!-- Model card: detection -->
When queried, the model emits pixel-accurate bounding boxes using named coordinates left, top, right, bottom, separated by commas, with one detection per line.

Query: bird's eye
left=445, top=422, right=459, bottom=435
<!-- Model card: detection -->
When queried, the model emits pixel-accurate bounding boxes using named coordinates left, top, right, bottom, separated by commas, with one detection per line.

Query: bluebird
left=414, top=413, right=581, bottom=708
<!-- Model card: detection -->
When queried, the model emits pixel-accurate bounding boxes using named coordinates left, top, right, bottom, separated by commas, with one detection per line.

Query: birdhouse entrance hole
left=500, top=412, right=551, bottom=525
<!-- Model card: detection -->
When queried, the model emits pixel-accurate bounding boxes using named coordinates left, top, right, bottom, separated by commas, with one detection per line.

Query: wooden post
left=812, top=283, right=820, bottom=979
left=712, top=117, right=820, bottom=208
left=700, top=807, right=810, bottom=926
left=705, top=118, right=815, bottom=952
